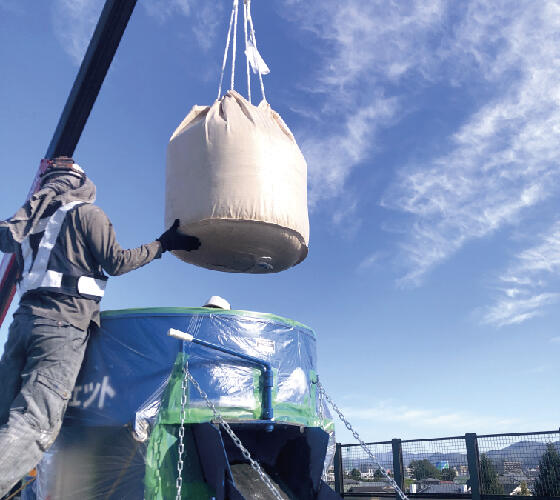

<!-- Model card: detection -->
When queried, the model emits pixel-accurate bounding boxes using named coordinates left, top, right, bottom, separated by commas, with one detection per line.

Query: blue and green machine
left=33, top=308, right=340, bottom=499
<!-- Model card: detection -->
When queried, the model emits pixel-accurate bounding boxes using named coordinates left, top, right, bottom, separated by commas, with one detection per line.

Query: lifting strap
left=218, top=0, right=269, bottom=103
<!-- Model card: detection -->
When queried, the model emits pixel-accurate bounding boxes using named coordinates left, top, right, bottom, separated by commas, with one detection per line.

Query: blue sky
left=1, top=0, right=559, bottom=443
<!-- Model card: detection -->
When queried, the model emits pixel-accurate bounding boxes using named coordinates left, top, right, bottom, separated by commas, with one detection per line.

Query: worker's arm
left=79, top=205, right=163, bottom=276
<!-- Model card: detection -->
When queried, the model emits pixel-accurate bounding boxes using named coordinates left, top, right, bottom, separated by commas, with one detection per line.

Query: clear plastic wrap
left=30, top=307, right=334, bottom=499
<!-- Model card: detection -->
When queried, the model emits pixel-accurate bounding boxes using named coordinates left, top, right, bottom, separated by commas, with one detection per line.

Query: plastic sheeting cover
left=64, top=307, right=325, bottom=427
left=32, top=307, right=334, bottom=499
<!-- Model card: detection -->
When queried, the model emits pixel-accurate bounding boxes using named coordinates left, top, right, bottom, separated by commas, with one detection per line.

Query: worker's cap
left=40, top=156, right=85, bottom=183
left=203, top=296, right=231, bottom=310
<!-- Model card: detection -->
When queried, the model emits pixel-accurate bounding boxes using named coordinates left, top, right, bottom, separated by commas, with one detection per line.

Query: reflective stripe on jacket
left=17, top=201, right=107, bottom=301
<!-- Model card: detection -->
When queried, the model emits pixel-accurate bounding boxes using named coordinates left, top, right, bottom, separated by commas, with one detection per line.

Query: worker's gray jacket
left=0, top=204, right=162, bottom=330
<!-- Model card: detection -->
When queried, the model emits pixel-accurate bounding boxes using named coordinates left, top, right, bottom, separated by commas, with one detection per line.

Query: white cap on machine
left=203, top=295, right=231, bottom=310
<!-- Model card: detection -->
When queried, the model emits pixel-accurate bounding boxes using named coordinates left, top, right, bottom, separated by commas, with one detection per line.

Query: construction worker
left=203, top=295, right=231, bottom=310
left=0, top=157, right=200, bottom=496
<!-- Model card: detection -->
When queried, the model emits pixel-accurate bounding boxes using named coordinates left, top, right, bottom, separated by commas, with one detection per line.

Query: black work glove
left=158, top=219, right=201, bottom=253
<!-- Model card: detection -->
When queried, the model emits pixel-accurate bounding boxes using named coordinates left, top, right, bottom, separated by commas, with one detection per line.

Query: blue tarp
left=34, top=307, right=332, bottom=499
left=64, top=307, right=319, bottom=427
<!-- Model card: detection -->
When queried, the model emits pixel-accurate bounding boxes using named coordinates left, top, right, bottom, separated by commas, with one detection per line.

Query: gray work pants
left=0, top=313, right=89, bottom=496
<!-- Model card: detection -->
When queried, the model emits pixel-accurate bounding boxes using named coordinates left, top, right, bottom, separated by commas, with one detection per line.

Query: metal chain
left=175, top=360, right=189, bottom=500
left=316, top=380, right=409, bottom=500
left=314, top=377, right=328, bottom=482
left=318, top=381, right=325, bottom=424
left=154, top=432, right=162, bottom=498
left=318, top=386, right=327, bottom=481
left=185, top=367, right=284, bottom=500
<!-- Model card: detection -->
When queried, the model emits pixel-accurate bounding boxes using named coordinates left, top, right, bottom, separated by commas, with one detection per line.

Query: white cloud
left=303, top=97, right=399, bottom=205
left=358, top=252, right=384, bottom=271
left=285, top=1, right=560, bottom=287
left=143, top=0, right=224, bottom=51
left=282, top=0, right=445, bottom=206
left=343, top=401, right=519, bottom=433
left=143, top=0, right=192, bottom=22
left=482, top=293, right=559, bottom=327
left=51, top=0, right=104, bottom=65
left=385, top=1, right=560, bottom=285
left=50, top=0, right=224, bottom=64
left=550, top=336, right=560, bottom=344
left=289, top=0, right=445, bottom=91
left=483, top=221, right=560, bottom=326
left=510, top=222, right=560, bottom=275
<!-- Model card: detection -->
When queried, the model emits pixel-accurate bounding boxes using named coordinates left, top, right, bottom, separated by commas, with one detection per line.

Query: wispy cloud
left=50, top=0, right=224, bottom=65
left=383, top=1, right=560, bottom=285
left=282, top=0, right=445, bottom=207
left=358, top=252, right=384, bottom=271
left=343, top=401, right=519, bottom=433
left=551, top=336, right=560, bottom=344
left=143, top=0, right=193, bottom=21
left=285, top=1, right=560, bottom=287
left=482, top=293, right=559, bottom=327
left=482, top=221, right=560, bottom=326
left=143, top=0, right=224, bottom=51
left=51, top=0, right=103, bottom=65
left=303, top=97, right=399, bottom=206
left=505, top=222, right=560, bottom=277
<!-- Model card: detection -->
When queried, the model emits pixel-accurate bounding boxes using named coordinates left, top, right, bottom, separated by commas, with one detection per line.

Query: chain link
left=316, top=380, right=409, bottom=500
left=318, top=381, right=325, bottom=424
left=186, top=367, right=285, bottom=500
left=154, top=431, right=162, bottom=498
left=175, top=359, right=189, bottom=500
left=315, top=377, right=329, bottom=482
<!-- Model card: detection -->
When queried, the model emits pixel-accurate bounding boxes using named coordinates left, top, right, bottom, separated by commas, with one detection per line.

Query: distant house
left=498, top=473, right=530, bottom=496
left=360, top=468, right=376, bottom=479
left=505, top=461, right=523, bottom=474
left=497, top=461, right=523, bottom=474
left=421, top=478, right=441, bottom=485
left=457, top=465, right=469, bottom=476
left=420, top=481, right=468, bottom=494
left=416, top=479, right=468, bottom=494
left=347, top=482, right=395, bottom=495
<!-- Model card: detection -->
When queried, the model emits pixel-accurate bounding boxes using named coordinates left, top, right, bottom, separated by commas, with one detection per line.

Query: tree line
left=344, top=444, right=560, bottom=495
left=410, top=444, right=560, bottom=496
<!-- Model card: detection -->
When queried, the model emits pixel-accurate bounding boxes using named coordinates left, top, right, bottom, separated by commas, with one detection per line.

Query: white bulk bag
left=165, top=90, right=309, bottom=273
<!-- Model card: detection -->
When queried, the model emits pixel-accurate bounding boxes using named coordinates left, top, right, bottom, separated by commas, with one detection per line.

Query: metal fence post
left=334, top=443, right=344, bottom=496
left=465, top=433, right=481, bottom=500
left=392, top=438, right=405, bottom=497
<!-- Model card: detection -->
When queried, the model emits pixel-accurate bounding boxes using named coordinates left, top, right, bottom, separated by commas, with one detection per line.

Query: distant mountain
left=484, top=440, right=560, bottom=469
left=341, top=440, right=560, bottom=472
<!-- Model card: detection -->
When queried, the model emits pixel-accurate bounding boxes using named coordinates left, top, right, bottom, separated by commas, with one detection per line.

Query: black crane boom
left=0, top=0, right=138, bottom=327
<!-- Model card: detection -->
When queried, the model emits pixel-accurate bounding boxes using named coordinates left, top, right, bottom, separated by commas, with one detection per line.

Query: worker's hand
left=158, top=219, right=201, bottom=253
